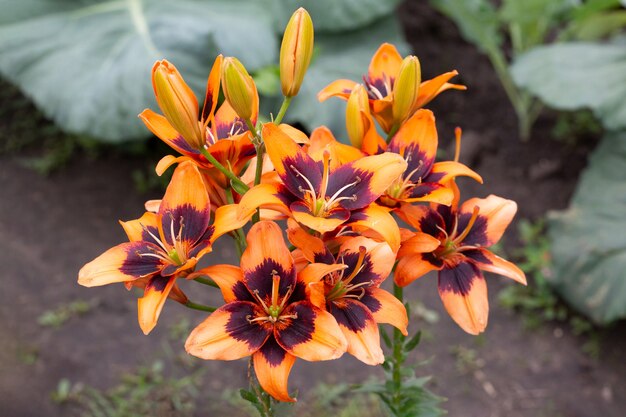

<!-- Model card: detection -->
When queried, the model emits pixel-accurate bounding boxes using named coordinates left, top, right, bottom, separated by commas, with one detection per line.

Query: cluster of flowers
left=78, top=8, right=526, bottom=403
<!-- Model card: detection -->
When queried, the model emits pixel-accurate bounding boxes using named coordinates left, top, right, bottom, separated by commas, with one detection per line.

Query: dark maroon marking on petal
left=422, top=171, right=444, bottom=183
left=360, top=289, right=382, bottom=314
left=463, top=249, right=491, bottom=265
left=281, top=154, right=323, bottom=200
left=326, top=165, right=375, bottom=210
left=314, top=250, right=335, bottom=265
left=146, top=275, right=170, bottom=292
left=120, top=242, right=165, bottom=278
left=363, top=75, right=393, bottom=98
left=188, top=225, right=215, bottom=258
left=438, top=261, right=483, bottom=296
left=339, top=251, right=377, bottom=287
left=245, top=260, right=297, bottom=302
left=328, top=299, right=373, bottom=332
left=172, top=135, right=201, bottom=154
left=161, top=264, right=179, bottom=276
left=387, top=143, right=433, bottom=182
left=456, top=213, right=488, bottom=247
left=325, top=207, right=351, bottom=222
left=288, top=281, right=307, bottom=303
left=435, top=204, right=456, bottom=234
left=201, top=90, right=215, bottom=123
left=341, top=88, right=352, bottom=94
left=240, top=143, right=257, bottom=157
left=258, top=335, right=287, bottom=367
left=215, top=117, right=249, bottom=139
left=224, top=301, right=272, bottom=350
left=233, top=281, right=255, bottom=302
left=348, top=209, right=368, bottom=222
left=276, top=185, right=297, bottom=206
left=290, top=201, right=314, bottom=215
left=417, top=209, right=446, bottom=239
left=424, top=252, right=445, bottom=269
left=275, top=302, right=316, bottom=350
left=140, top=226, right=161, bottom=246
left=408, top=182, right=445, bottom=199
left=160, top=203, right=210, bottom=247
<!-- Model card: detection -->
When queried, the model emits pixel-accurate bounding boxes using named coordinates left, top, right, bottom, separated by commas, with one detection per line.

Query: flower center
left=137, top=214, right=189, bottom=266
left=247, top=271, right=297, bottom=324
left=325, top=247, right=373, bottom=302
left=434, top=206, right=481, bottom=260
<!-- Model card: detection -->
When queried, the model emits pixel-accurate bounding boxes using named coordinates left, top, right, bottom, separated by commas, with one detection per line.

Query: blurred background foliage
left=0, top=0, right=625, bottom=336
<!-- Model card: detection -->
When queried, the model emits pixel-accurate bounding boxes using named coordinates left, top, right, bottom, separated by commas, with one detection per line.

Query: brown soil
left=0, top=2, right=623, bottom=417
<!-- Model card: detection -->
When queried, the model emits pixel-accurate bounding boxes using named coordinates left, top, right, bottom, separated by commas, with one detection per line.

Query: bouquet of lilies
left=78, top=8, right=526, bottom=414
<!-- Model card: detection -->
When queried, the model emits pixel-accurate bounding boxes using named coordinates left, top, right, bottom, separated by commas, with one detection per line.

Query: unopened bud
left=346, top=85, right=369, bottom=148
left=152, top=60, right=204, bottom=149
left=280, top=8, right=314, bottom=97
left=221, top=57, right=256, bottom=120
left=392, top=55, right=421, bottom=123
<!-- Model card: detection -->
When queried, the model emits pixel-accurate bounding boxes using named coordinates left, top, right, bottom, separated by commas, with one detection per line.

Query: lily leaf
left=548, top=131, right=626, bottom=324
left=0, top=0, right=276, bottom=142
left=266, top=0, right=403, bottom=33
left=511, top=38, right=626, bottom=131
left=263, top=15, right=409, bottom=135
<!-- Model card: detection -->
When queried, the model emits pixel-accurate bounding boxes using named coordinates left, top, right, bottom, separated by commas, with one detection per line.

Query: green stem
left=386, top=123, right=400, bottom=144
left=391, top=283, right=404, bottom=395
left=245, top=118, right=258, bottom=137
left=199, top=147, right=249, bottom=192
left=274, top=96, right=292, bottom=125
left=184, top=300, right=216, bottom=313
left=226, top=187, right=247, bottom=256
left=193, top=277, right=219, bottom=288
left=248, top=357, right=275, bottom=417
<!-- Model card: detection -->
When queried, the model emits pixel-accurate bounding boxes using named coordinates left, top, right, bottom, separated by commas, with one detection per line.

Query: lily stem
left=226, top=187, right=247, bottom=256
left=184, top=300, right=216, bottom=313
left=199, top=147, right=249, bottom=193
left=193, top=277, right=219, bottom=288
left=391, top=283, right=404, bottom=396
left=274, top=96, right=292, bottom=125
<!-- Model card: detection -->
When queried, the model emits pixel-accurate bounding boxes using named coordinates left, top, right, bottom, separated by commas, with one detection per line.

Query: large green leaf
left=0, top=0, right=277, bottom=142
left=266, top=0, right=403, bottom=33
left=511, top=39, right=626, bottom=131
left=262, top=15, right=409, bottom=135
left=548, top=131, right=626, bottom=324
left=430, top=0, right=502, bottom=54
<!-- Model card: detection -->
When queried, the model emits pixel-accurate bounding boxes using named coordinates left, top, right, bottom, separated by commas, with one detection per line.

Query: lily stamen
left=454, top=127, right=462, bottom=163
left=343, top=246, right=367, bottom=285
left=453, top=206, right=480, bottom=245
left=324, top=177, right=361, bottom=209
left=290, top=164, right=318, bottom=200
left=319, top=151, right=331, bottom=201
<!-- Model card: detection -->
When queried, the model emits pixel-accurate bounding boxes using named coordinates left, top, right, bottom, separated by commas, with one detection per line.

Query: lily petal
left=317, top=79, right=358, bottom=102
left=368, top=43, right=403, bottom=89
left=120, top=212, right=159, bottom=243
left=185, top=301, right=272, bottom=360
left=275, top=301, right=347, bottom=361
left=415, top=70, right=466, bottom=109
left=466, top=249, right=527, bottom=285
left=388, top=109, right=438, bottom=176
left=188, top=265, right=252, bottom=303
left=237, top=183, right=290, bottom=221
left=137, top=275, right=176, bottom=335
left=438, top=261, right=489, bottom=335
left=349, top=204, right=401, bottom=252
left=253, top=337, right=297, bottom=402
left=458, top=195, right=517, bottom=247
left=428, top=161, right=483, bottom=184
left=139, top=109, right=199, bottom=156
left=395, top=252, right=443, bottom=287
left=361, top=288, right=408, bottom=335
left=287, top=219, right=333, bottom=263
left=339, top=236, right=394, bottom=287
left=329, top=299, right=384, bottom=365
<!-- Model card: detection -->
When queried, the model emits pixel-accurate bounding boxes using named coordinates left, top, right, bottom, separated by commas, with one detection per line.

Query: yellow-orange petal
left=292, top=208, right=347, bottom=234
left=275, top=302, right=347, bottom=361
left=339, top=236, right=394, bottom=287
left=137, top=275, right=176, bottom=335
left=278, top=123, right=310, bottom=144
left=390, top=109, right=438, bottom=163
left=185, top=302, right=271, bottom=360
left=253, top=339, right=297, bottom=402
left=211, top=204, right=252, bottom=244
left=350, top=152, right=407, bottom=200
left=350, top=204, right=401, bottom=253
left=120, top=212, right=159, bottom=242
left=368, top=43, right=403, bottom=87
left=307, top=126, right=363, bottom=168
left=469, top=249, right=527, bottom=285
left=286, top=218, right=330, bottom=263
left=415, top=70, right=466, bottom=109
left=317, top=79, right=357, bottom=102
left=430, top=161, right=483, bottom=184
left=299, top=263, right=347, bottom=285
left=201, top=54, right=223, bottom=126
left=139, top=109, right=197, bottom=156
left=237, top=183, right=289, bottom=221
left=398, top=233, right=441, bottom=257
left=188, top=264, right=245, bottom=302
left=155, top=155, right=194, bottom=176
left=362, top=287, right=408, bottom=335
left=459, top=195, right=517, bottom=247
left=438, top=262, right=489, bottom=335
left=395, top=253, right=443, bottom=287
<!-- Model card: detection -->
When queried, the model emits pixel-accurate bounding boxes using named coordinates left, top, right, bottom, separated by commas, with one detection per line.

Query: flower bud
left=392, top=55, right=421, bottom=123
left=221, top=57, right=256, bottom=121
left=346, top=85, right=369, bottom=148
left=280, top=8, right=314, bottom=97
left=152, top=60, right=204, bottom=149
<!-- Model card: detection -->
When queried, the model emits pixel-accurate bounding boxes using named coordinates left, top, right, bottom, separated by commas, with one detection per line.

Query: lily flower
left=380, top=110, right=482, bottom=208
left=185, top=221, right=347, bottom=402
left=318, top=43, right=466, bottom=133
left=237, top=123, right=407, bottom=234
left=289, top=223, right=408, bottom=365
left=394, top=185, right=527, bottom=335
left=139, top=57, right=257, bottom=206
left=78, top=162, right=247, bottom=334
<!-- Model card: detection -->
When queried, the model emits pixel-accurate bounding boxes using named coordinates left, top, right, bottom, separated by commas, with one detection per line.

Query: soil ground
left=1, top=2, right=624, bottom=416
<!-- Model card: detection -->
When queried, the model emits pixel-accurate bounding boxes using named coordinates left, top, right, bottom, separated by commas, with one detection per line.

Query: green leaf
left=430, top=0, right=503, bottom=54
left=266, top=0, right=403, bottom=33
left=404, top=330, right=422, bottom=351
left=565, top=10, right=626, bottom=41
left=547, top=131, right=626, bottom=324
left=0, top=0, right=277, bottom=142
left=511, top=39, right=626, bottom=131
left=265, top=14, right=408, bottom=134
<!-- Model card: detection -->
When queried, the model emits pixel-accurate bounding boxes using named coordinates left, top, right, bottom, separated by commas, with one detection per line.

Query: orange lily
left=78, top=162, right=247, bottom=334
left=379, top=110, right=482, bottom=208
left=185, top=221, right=347, bottom=402
left=139, top=57, right=257, bottom=207
left=318, top=43, right=466, bottom=133
left=237, top=123, right=407, bottom=235
left=289, top=223, right=407, bottom=365
left=394, top=184, right=527, bottom=335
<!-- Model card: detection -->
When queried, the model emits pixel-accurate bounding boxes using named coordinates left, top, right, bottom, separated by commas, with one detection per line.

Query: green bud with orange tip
left=392, top=55, right=421, bottom=123
left=151, top=60, right=204, bottom=150
left=280, top=7, right=314, bottom=97
left=221, top=57, right=256, bottom=121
